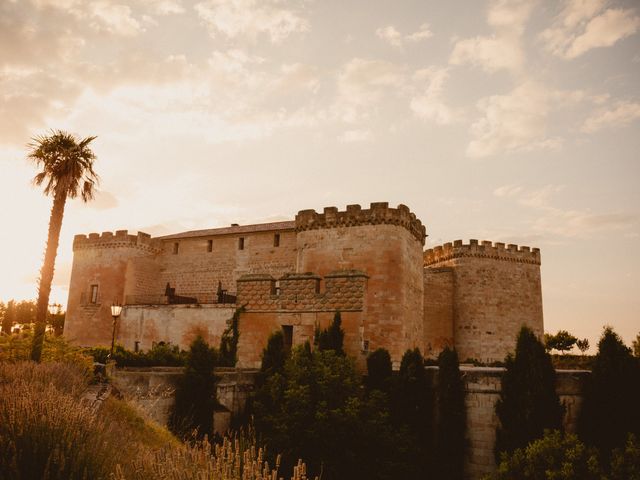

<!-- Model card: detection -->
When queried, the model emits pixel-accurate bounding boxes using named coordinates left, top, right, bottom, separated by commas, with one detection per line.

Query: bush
left=315, top=311, right=344, bottom=355
left=0, top=331, right=93, bottom=371
left=487, top=430, right=602, bottom=480
left=85, top=342, right=187, bottom=367
left=610, top=434, right=640, bottom=480
left=365, top=348, right=392, bottom=392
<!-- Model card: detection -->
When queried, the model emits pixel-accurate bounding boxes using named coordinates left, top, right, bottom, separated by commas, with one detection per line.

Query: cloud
left=376, top=23, right=432, bottom=47
left=540, top=1, right=640, bottom=59
left=582, top=101, right=640, bottom=133
left=409, top=67, right=459, bottom=125
left=194, top=0, right=309, bottom=43
left=339, top=129, right=373, bottom=143
left=467, top=82, right=563, bottom=158
left=449, top=0, right=535, bottom=73
left=493, top=184, right=524, bottom=197
left=89, top=190, right=119, bottom=210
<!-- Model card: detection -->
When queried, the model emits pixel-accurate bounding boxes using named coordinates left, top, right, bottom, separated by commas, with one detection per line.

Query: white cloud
left=87, top=2, right=144, bottom=36
left=194, top=0, right=309, bottom=43
left=493, top=184, right=524, bottom=197
left=449, top=0, right=535, bottom=73
left=582, top=101, right=640, bottom=133
left=467, top=82, right=562, bottom=158
left=409, top=67, right=458, bottom=125
left=376, top=23, right=432, bottom=47
left=540, top=1, right=640, bottom=59
left=339, top=129, right=373, bottom=143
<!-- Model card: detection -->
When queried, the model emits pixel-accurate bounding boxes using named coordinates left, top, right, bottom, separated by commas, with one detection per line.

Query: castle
left=64, top=202, right=543, bottom=368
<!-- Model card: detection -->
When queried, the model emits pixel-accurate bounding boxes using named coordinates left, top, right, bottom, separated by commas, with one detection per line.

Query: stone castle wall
left=424, top=240, right=543, bottom=363
left=423, top=267, right=454, bottom=357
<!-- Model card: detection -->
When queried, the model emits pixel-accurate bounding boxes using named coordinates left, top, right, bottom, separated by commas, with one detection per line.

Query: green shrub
left=85, top=343, right=187, bottom=367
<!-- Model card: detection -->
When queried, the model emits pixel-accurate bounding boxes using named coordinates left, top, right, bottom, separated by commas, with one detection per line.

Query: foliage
left=435, top=347, right=466, bottom=480
left=365, top=348, right=392, bottom=392
left=315, top=311, right=344, bottom=355
left=487, top=430, right=602, bottom=480
left=219, top=307, right=244, bottom=367
left=260, top=330, right=287, bottom=376
left=28, top=130, right=99, bottom=362
left=168, top=336, right=219, bottom=440
left=0, top=331, right=93, bottom=371
left=576, top=338, right=590, bottom=355
left=86, top=342, right=187, bottom=367
left=609, top=434, right=640, bottom=480
left=578, top=327, right=640, bottom=464
left=633, top=332, right=640, bottom=358
left=551, top=353, right=594, bottom=370
left=1, top=362, right=314, bottom=480
left=546, top=330, right=578, bottom=354
left=495, top=326, right=564, bottom=459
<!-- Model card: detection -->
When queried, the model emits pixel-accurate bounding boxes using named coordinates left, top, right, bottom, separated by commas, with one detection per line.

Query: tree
left=365, top=348, right=392, bottom=392
left=578, top=327, right=640, bottom=464
left=28, top=131, right=98, bottom=362
left=489, top=430, right=602, bottom=480
left=576, top=338, right=590, bottom=355
left=633, top=333, right=640, bottom=358
left=495, top=326, right=564, bottom=459
left=1, top=301, right=14, bottom=335
left=260, top=330, right=287, bottom=376
left=168, top=336, right=219, bottom=439
left=610, top=434, right=640, bottom=480
left=219, top=306, right=243, bottom=366
left=435, top=347, right=466, bottom=480
left=546, top=330, right=578, bottom=354
left=315, top=311, right=344, bottom=355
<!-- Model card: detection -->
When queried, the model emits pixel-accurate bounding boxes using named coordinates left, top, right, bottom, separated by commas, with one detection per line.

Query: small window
left=239, top=237, right=245, bottom=250
left=90, top=284, right=99, bottom=304
left=274, top=233, right=280, bottom=247
left=362, top=340, right=370, bottom=353
left=207, top=239, right=213, bottom=252
left=173, top=242, right=179, bottom=254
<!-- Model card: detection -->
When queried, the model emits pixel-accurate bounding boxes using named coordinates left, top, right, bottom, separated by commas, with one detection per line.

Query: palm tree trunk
left=31, top=190, right=67, bottom=362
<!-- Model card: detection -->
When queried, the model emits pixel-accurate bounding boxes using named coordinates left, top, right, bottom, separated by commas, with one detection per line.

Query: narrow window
left=90, top=284, right=99, bottom=304
left=134, top=341, right=140, bottom=352
left=173, top=242, right=179, bottom=254
left=274, top=233, right=280, bottom=247
left=239, top=237, right=245, bottom=250
left=207, top=239, right=213, bottom=252
left=282, top=325, right=293, bottom=353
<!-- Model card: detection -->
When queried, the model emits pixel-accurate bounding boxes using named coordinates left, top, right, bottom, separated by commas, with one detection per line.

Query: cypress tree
left=168, top=335, right=218, bottom=439
left=495, top=326, right=564, bottom=459
left=260, top=330, right=287, bottom=376
left=578, top=327, right=640, bottom=463
left=436, top=347, right=466, bottom=480
left=316, top=311, right=344, bottom=354
left=366, top=348, right=392, bottom=393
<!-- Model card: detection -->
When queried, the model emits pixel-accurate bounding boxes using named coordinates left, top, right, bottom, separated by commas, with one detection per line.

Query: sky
left=0, top=0, right=639, bottom=350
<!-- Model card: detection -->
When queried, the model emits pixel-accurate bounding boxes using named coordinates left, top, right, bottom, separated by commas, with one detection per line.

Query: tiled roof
left=157, top=221, right=296, bottom=240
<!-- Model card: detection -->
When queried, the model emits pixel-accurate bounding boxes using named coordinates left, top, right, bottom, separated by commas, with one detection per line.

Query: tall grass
left=0, top=361, right=315, bottom=480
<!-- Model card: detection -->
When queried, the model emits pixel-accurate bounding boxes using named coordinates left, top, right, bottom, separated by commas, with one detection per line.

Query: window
left=173, top=242, right=179, bottom=254
left=207, top=239, right=213, bottom=252
left=238, top=237, right=245, bottom=250
left=274, top=233, right=280, bottom=247
left=90, top=284, right=99, bottom=304
left=282, top=325, right=293, bottom=352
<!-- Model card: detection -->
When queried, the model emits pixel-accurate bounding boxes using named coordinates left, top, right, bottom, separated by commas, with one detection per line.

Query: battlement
left=73, top=230, right=160, bottom=252
left=295, top=202, right=427, bottom=245
left=236, top=270, right=367, bottom=312
left=424, top=239, right=541, bottom=266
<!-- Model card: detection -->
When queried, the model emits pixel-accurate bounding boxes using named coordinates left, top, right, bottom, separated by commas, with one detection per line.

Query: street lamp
left=108, top=303, right=123, bottom=361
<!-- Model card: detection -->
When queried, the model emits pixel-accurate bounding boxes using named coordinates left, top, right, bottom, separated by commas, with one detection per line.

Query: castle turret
left=295, top=202, right=427, bottom=367
left=424, top=240, right=543, bottom=363
left=64, top=230, right=161, bottom=346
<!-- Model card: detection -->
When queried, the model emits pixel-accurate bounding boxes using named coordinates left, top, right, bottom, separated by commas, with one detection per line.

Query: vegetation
left=545, top=329, right=578, bottom=354
left=576, top=338, right=590, bottom=355
left=168, top=336, right=219, bottom=440
left=365, top=347, right=392, bottom=392
left=27, top=131, right=99, bottom=362
left=87, top=343, right=187, bottom=367
left=633, top=332, right=640, bottom=358
left=219, top=307, right=243, bottom=367
left=578, top=327, right=640, bottom=464
left=315, top=311, right=345, bottom=355
left=495, top=326, right=564, bottom=459
left=0, top=331, right=92, bottom=368
left=488, top=430, right=602, bottom=480
left=435, top=347, right=466, bottom=480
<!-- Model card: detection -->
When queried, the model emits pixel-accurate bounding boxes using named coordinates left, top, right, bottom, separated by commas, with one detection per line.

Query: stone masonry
left=64, top=202, right=543, bottom=367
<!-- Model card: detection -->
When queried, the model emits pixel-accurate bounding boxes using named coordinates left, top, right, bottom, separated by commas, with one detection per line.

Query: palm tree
left=29, top=130, right=99, bottom=362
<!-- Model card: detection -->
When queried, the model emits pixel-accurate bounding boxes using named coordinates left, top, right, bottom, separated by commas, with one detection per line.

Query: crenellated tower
left=295, top=202, right=427, bottom=367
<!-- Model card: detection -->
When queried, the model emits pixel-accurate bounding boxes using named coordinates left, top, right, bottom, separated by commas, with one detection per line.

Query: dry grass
left=0, top=361, right=315, bottom=480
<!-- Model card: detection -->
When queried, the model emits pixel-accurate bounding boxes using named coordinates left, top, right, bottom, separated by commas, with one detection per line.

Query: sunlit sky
left=1, top=0, right=639, bottom=349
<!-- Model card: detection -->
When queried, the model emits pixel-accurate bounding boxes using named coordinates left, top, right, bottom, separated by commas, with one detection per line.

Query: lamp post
left=108, top=303, right=123, bottom=360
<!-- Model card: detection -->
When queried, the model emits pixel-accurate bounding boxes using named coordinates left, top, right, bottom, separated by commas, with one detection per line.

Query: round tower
left=423, top=239, right=543, bottom=363
left=64, top=230, right=160, bottom=346
left=295, top=202, right=426, bottom=367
